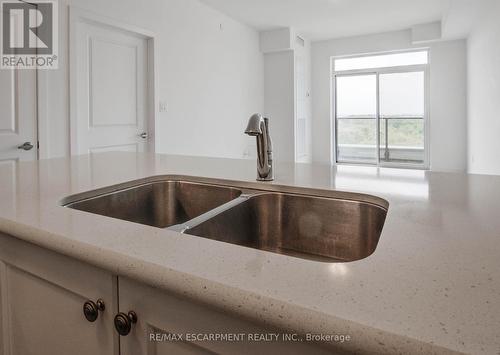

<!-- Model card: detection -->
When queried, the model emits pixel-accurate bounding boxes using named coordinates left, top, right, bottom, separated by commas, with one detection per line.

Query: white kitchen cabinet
left=117, top=277, right=331, bottom=355
left=0, top=234, right=331, bottom=355
left=0, top=234, right=119, bottom=355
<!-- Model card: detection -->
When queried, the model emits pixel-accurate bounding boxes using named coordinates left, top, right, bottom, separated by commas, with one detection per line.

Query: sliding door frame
left=332, top=64, right=430, bottom=170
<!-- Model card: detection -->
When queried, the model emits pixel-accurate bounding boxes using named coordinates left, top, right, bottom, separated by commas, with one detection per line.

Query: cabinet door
left=0, top=234, right=119, bottom=355
left=118, top=277, right=331, bottom=355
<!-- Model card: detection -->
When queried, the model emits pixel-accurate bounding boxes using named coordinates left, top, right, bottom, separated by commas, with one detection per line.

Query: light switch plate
left=159, top=101, right=167, bottom=112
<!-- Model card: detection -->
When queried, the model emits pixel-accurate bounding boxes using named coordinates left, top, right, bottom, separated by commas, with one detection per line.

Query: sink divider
left=166, top=193, right=264, bottom=234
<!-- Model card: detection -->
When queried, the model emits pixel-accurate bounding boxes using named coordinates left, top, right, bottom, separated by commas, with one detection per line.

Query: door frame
left=68, top=7, right=157, bottom=155
left=332, top=64, right=430, bottom=170
left=1, top=2, right=40, bottom=161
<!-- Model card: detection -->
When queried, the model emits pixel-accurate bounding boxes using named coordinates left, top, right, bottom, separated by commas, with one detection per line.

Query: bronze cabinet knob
left=83, top=299, right=105, bottom=322
left=17, top=142, right=34, bottom=151
left=114, top=311, right=137, bottom=336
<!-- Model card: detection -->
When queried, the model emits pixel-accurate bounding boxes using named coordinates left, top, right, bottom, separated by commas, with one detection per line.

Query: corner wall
left=263, top=50, right=295, bottom=163
left=311, top=30, right=467, bottom=172
left=467, top=0, right=500, bottom=175
left=260, top=28, right=313, bottom=164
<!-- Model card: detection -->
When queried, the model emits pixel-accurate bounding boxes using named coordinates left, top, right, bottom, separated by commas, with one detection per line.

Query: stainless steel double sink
left=62, top=177, right=388, bottom=262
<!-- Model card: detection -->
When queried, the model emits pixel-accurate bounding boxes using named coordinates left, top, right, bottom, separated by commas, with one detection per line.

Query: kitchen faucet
left=245, top=113, right=274, bottom=181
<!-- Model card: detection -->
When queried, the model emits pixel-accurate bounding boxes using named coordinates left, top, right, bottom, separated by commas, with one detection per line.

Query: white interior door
left=72, top=18, right=150, bottom=155
left=0, top=9, right=38, bottom=163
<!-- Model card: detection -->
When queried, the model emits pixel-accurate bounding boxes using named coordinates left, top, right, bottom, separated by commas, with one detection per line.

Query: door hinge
left=37, top=141, right=40, bottom=149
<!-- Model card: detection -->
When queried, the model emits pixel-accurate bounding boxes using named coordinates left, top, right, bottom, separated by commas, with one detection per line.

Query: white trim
left=329, top=58, right=335, bottom=165
left=334, top=64, right=427, bottom=77
left=36, top=69, right=49, bottom=159
left=147, top=38, right=158, bottom=153
left=293, top=54, right=298, bottom=162
left=332, top=47, right=429, bottom=60
left=375, top=73, right=380, bottom=164
left=69, top=6, right=157, bottom=155
left=69, top=7, right=155, bottom=39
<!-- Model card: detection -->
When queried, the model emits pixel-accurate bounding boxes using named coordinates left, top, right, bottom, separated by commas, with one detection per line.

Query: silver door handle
left=18, top=142, right=34, bottom=151
left=139, top=132, right=148, bottom=139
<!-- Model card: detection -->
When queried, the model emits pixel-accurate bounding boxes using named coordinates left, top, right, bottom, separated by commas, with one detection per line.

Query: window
left=333, top=50, right=428, bottom=168
left=334, top=51, right=428, bottom=71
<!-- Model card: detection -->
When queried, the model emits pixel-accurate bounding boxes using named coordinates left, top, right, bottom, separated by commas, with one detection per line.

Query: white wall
left=263, top=50, right=295, bottom=163
left=311, top=30, right=467, bottom=172
left=259, top=28, right=312, bottom=164
left=43, top=0, right=263, bottom=159
left=467, top=0, right=500, bottom=175
left=294, top=37, right=313, bottom=163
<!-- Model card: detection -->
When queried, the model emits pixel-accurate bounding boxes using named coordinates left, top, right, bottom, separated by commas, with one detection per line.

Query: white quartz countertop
left=0, top=152, right=499, bottom=354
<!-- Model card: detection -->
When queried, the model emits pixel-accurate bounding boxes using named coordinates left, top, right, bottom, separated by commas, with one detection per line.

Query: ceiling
left=199, top=0, right=454, bottom=41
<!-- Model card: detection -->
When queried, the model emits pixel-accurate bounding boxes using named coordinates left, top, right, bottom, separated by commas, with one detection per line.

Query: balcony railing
left=337, top=116, right=424, bottom=164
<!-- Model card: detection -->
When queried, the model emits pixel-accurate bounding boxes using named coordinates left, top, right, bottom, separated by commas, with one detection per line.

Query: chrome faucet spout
left=245, top=114, right=274, bottom=181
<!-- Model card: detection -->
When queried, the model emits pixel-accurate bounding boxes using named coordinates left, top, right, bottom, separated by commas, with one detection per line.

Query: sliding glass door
left=334, top=69, right=427, bottom=168
left=335, top=74, right=378, bottom=163
left=379, top=71, right=425, bottom=164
